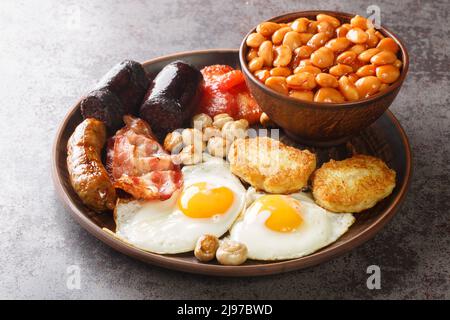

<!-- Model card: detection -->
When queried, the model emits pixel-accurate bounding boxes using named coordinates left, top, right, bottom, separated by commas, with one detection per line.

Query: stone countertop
left=0, top=0, right=448, bottom=299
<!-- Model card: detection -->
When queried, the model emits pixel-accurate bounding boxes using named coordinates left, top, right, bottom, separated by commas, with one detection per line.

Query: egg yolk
left=178, top=182, right=234, bottom=218
left=255, top=195, right=303, bottom=232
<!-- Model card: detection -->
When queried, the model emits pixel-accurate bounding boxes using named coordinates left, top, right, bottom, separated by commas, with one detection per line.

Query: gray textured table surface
left=1, top=0, right=449, bottom=299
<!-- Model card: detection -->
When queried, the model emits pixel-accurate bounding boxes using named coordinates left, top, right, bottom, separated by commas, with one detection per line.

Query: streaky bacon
left=110, top=115, right=182, bottom=200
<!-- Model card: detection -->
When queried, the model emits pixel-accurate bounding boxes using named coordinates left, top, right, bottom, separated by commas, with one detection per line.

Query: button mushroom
left=181, top=128, right=203, bottom=147
left=207, top=136, right=230, bottom=158
left=178, top=144, right=203, bottom=165
left=163, top=131, right=183, bottom=153
left=213, top=113, right=234, bottom=129
left=203, top=126, right=222, bottom=141
left=192, top=113, right=213, bottom=129
left=222, top=120, right=249, bottom=141
left=194, top=234, right=220, bottom=262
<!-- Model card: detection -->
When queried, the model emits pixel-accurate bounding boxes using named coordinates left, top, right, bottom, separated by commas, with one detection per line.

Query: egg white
left=114, top=158, right=246, bottom=254
left=229, top=188, right=355, bottom=260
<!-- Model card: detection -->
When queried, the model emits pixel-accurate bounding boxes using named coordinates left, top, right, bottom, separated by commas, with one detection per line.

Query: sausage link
left=67, top=118, right=116, bottom=212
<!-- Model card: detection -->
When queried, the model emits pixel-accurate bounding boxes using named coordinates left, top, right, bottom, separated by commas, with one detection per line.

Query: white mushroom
left=181, top=128, right=203, bottom=149
left=163, top=131, right=183, bottom=153
left=207, top=136, right=230, bottom=158
left=216, top=239, right=248, bottom=266
left=203, top=126, right=222, bottom=141
left=222, top=120, right=249, bottom=141
left=259, top=112, right=276, bottom=128
left=178, top=144, right=203, bottom=165
left=194, top=234, right=220, bottom=262
left=213, top=113, right=234, bottom=129
left=192, top=113, right=213, bottom=129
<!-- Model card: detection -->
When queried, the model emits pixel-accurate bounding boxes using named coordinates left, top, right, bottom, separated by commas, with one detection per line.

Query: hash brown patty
left=228, top=137, right=316, bottom=194
left=311, top=154, right=396, bottom=213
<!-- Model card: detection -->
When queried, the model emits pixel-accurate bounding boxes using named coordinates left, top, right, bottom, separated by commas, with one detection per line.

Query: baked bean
left=311, top=47, right=335, bottom=68
left=290, top=55, right=302, bottom=70
left=315, top=73, right=339, bottom=88
left=258, top=41, right=273, bottom=66
left=246, top=32, right=266, bottom=48
left=316, top=14, right=341, bottom=28
left=248, top=57, right=264, bottom=72
left=314, top=88, right=345, bottom=103
left=298, top=59, right=313, bottom=67
left=366, top=28, right=379, bottom=48
left=273, top=45, right=292, bottom=67
left=270, top=67, right=291, bottom=77
left=336, top=50, right=357, bottom=65
left=348, top=73, right=360, bottom=83
left=338, top=76, right=360, bottom=101
left=376, top=38, right=399, bottom=53
left=370, top=50, right=397, bottom=65
left=289, top=90, right=314, bottom=101
left=298, top=33, right=314, bottom=44
left=325, top=37, right=351, bottom=52
left=350, top=15, right=370, bottom=30
left=254, top=69, right=270, bottom=82
left=349, top=58, right=366, bottom=72
left=355, top=76, right=381, bottom=97
left=358, top=48, right=381, bottom=62
left=257, top=22, right=281, bottom=37
left=272, top=27, right=292, bottom=45
left=349, top=44, right=367, bottom=55
left=375, top=31, right=385, bottom=40
left=393, top=59, right=403, bottom=69
left=246, top=48, right=258, bottom=61
left=346, top=27, right=369, bottom=44
left=336, top=24, right=351, bottom=37
left=380, top=83, right=390, bottom=91
left=291, top=18, right=310, bottom=33
left=317, top=21, right=335, bottom=37
left=294, top=65, right=322, bottom=75
left=356, top=64, right=376, bottom=77
left=283, top=31, right=303, bottom=50
left=294, top=45, right=314, bottom=59
left=286, top=72, right=317, bottom=90
left=307, top=32, right=330, bottom=50
left=265, top=76, right=289, bottom=95
left=329, top=64, right=353, bottom=77
left=376, top=65, right=400, bottom=83
left=307, top=21, right=319, bottom=33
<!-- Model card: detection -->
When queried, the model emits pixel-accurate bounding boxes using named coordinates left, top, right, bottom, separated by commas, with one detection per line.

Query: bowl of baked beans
left=239, top=11, right=409, bottom=145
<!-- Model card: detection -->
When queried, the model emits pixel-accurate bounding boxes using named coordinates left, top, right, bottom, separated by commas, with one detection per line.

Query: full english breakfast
left=65, top=12, right=402, bottom=266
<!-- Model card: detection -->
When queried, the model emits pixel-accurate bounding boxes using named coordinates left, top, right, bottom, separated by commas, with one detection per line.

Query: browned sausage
left=67, top=118, right=116, bottom=212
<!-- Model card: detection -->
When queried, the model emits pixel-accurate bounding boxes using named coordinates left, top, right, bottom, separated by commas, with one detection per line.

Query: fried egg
left=229, top=188, right=355, bottom=260
left=114, top=157, right=246, bottom=254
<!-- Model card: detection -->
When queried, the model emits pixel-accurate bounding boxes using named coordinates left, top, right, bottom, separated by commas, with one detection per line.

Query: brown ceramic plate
left=52, top=49, right=412, bottom=276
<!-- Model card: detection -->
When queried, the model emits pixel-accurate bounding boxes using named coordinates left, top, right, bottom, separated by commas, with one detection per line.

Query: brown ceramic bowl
left=53, top=49, right=412, bottom=276
left=240, top=11, right=409, bottom=145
